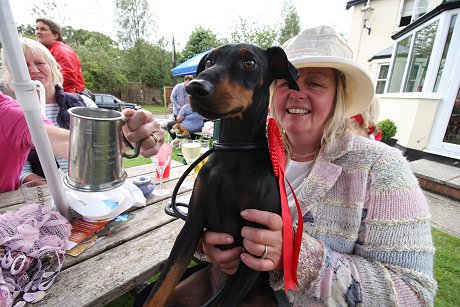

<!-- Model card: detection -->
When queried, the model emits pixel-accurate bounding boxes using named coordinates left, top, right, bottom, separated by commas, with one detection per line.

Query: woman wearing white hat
left=200, top=26, right=436, bottom=306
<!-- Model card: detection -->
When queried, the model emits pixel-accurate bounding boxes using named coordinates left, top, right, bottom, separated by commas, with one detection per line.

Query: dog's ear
left=196, top=51, right=211, bottom=75
left=266, top=46, right=300, bottom=91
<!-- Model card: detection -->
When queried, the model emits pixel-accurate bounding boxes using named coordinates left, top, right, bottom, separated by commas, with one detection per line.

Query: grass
left=141, top=103, right=170, bottom=115
left=105, top=227, right=460, bottom=306
left=432, top=228, right=460, bottom=307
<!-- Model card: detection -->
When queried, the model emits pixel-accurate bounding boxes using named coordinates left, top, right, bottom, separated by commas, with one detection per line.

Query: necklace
left=291, top=150, right=318, bottom=161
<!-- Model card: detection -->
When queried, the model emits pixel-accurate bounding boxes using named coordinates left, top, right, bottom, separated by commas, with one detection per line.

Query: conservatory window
left=434, top=15, right=457, bottom=92
left=387, top=20, right=439, bottom=93
left=403, top=20, right=438, bottom=92
left=387, top=36, right=411, bottom=93
left=399, top=0, right=428, bottom=27
left=376, top=64, right=389, bottom=94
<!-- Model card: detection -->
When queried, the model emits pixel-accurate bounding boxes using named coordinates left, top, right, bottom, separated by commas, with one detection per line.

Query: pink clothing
left=0, top=92, right=50, bottom=192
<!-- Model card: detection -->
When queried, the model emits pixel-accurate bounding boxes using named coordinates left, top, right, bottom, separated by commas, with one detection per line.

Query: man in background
left=35, top=18, right=86, bottom=94
left=170, top=75, right=193, bottom=120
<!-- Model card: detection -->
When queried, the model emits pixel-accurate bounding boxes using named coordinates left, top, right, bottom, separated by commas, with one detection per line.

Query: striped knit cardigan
left=270, top=131, right=437, bottom=306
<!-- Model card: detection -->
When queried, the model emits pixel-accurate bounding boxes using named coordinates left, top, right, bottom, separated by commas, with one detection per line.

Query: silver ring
left=262, top=245, right=268, bottom=259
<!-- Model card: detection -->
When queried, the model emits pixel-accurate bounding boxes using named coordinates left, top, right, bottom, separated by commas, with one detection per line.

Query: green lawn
left=141, top=103, right=169, bottom=115
left=433, top=228, right=460, bottom=307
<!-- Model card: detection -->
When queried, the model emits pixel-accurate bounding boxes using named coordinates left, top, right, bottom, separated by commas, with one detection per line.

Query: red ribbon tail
left=285, top=173, right=303, bottom=287
left=279, top=173, right=296, bottom=292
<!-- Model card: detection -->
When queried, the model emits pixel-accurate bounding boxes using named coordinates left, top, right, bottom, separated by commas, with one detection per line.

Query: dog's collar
left=213, top=142, right=268, bottom=151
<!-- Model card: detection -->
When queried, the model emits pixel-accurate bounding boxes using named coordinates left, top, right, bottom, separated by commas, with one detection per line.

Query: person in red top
left=35, top=18, right=86, bottom=93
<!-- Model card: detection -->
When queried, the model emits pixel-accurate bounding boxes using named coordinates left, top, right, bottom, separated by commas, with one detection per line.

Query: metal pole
left=0, top=0, right=71, bottom=219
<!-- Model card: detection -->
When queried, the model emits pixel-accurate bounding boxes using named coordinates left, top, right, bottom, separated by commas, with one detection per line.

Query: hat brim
left=289, top=56, right=375, bottom=117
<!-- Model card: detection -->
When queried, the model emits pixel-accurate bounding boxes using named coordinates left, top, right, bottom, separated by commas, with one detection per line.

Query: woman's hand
left=201, top=231, right=242, bottom=275
left=201, top=209, right=284, bottom=275
left=121, top=109, right=164, bottom=157
left=240, top=209, right=283, bottom=271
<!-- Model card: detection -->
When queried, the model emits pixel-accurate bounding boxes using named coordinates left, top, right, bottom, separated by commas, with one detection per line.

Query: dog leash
left=165, top=141, right=269, bottom=220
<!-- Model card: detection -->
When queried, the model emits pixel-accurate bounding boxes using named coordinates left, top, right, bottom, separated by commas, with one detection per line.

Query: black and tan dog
left=144, top=44, right=299, bottom=307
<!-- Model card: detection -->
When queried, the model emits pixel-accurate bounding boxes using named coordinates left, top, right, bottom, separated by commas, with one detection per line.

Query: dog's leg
left=143, top=217, right=204, bottom=307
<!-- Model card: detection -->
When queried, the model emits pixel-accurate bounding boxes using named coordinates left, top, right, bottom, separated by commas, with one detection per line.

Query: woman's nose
left=28, top=63, right=39, bottom=73
left=289, top=87, right=307, bottom=100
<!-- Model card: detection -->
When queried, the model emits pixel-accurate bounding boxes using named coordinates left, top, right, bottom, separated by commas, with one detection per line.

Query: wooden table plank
left=40, top=218, right=185, bottom=307
left=1, top=161, right=194, bottom=306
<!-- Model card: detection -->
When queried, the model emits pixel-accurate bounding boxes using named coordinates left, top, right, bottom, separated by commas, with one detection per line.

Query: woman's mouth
left=287, top=108, right=310, bottom=115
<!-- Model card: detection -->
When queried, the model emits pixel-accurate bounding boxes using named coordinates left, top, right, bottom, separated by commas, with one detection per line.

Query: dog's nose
left=186, top=79, right=213, bottom=97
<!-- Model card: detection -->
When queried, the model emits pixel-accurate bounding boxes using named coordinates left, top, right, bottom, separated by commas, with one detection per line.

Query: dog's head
left=171, top=123, right=189, bottom=137
left=186, top=44, right=299, bottom=120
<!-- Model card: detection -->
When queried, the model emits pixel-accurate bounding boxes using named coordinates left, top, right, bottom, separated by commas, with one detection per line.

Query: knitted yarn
left=0, top=204, right=71, bottom=306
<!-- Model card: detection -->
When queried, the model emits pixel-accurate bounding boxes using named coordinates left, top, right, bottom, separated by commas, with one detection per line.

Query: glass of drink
left=151, top=143, right=172, bottom=196
left=181, top=140, right=202, bottom=188
left=194, top=139, right=211, bottom=174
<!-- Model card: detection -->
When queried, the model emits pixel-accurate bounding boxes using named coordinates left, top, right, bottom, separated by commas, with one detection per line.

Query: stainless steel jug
left=65, top=107, right=141, bottom=192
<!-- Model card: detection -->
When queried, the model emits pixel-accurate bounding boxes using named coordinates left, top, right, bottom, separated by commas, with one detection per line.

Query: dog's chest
left=193, top=152, right=281, bottom=242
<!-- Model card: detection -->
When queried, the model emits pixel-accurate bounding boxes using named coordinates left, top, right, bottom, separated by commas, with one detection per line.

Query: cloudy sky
left=8, top=0, right=353, bottom=50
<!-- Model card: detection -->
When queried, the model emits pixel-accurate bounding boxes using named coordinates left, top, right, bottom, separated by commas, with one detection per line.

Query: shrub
left=378, top=119, right=397, bottom=140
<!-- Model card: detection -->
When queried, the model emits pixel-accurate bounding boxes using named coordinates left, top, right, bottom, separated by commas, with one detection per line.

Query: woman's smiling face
left=25, top=52, right=53, bottom=91
left=273, top=67, right=337, bottom=137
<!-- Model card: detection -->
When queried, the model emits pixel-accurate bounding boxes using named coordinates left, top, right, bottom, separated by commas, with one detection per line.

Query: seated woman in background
left=1, top=37, right=97, bottom=184
left=167, top=102, right=204, bottom=140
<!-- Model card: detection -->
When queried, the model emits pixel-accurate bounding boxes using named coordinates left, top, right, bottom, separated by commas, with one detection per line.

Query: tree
left=68, top=30, right=128, bottom=94
left=122, top=39, right=172, bottom=88
left=178, top=27, right=225, bottom=64
left=279, top=0, right=301, bottom=45
left=230, top=17, right=278, bottom=49
left=115, top=0, right=156, bottom=49
left=17, top=25, right=36, bottom=39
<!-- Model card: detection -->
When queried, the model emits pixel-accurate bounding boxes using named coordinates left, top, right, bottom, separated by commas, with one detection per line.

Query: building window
left=376, top=64, right=389, bottom=94
left=434, top=14, right=457, bottom=92
left=404, top=20, right=438, bottom=92
left=399, top=0, right=429, bottom=27
left=388, top=20, right=439, bottom=93
left=388, top=35, right=411, bottom=93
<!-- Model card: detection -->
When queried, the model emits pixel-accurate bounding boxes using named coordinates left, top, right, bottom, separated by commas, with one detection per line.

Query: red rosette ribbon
left=267, top=118, right=303, bottom=292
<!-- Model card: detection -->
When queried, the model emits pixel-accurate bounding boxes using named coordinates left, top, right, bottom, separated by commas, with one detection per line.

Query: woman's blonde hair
left=269, top=69, right=350, bottom=159
left=0, top=37, right=63, bottom=90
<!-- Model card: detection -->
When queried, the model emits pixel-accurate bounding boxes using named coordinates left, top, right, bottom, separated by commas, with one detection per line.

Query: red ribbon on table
left=267, top=118, right=303, bottom=292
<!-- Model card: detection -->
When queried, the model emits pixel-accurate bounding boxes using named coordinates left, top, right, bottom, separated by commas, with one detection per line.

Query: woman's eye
left=243, top=59, right=256, bottom=70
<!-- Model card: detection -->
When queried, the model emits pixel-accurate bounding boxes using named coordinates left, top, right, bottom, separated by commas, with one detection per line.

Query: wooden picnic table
left=0, top=160, right=191, bottom=306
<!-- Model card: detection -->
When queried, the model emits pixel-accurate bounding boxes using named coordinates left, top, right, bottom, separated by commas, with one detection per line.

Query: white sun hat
left=281, top=25, right=375, bottom=117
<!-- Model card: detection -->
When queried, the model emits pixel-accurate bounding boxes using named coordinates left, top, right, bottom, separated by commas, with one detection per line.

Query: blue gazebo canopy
left=171, top=49, right=212, bottom=76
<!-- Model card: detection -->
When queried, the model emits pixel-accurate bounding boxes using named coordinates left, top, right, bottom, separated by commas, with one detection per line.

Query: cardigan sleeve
left=270, top=148, right=436, bottom=306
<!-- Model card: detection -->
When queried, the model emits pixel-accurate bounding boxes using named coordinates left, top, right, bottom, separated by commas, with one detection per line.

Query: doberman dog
left=143, top=43, right=299, bottom=307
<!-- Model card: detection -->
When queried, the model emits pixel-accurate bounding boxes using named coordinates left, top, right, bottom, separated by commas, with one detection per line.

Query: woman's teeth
left=288, top=108, right=309, bottom=114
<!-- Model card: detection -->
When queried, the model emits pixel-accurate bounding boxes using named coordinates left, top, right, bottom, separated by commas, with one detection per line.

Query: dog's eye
left=243, top=59, right=256, bottom=70
left=205, top=59, right=214, bottom=69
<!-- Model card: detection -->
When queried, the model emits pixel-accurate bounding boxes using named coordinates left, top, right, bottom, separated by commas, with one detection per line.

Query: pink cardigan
left=270, top=132, right=436, bottom=306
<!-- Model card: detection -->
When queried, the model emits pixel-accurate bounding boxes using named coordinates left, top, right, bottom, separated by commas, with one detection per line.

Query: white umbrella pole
left=0, top=0, right=71, bottom=219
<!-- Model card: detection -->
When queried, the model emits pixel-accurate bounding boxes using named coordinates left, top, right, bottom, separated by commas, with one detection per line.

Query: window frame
left=375, top=63, right=390, bottom=94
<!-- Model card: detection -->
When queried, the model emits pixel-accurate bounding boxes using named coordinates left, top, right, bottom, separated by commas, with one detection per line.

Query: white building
left=347, top=0, right=460, bottom=161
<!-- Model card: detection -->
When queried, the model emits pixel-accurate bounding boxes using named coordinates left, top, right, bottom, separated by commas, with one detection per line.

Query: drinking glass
left=181, top=140, right=202, bottom=188
left=194, top=139, right=211, bottom=174
left=151, top=144, right=172, bottom=196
